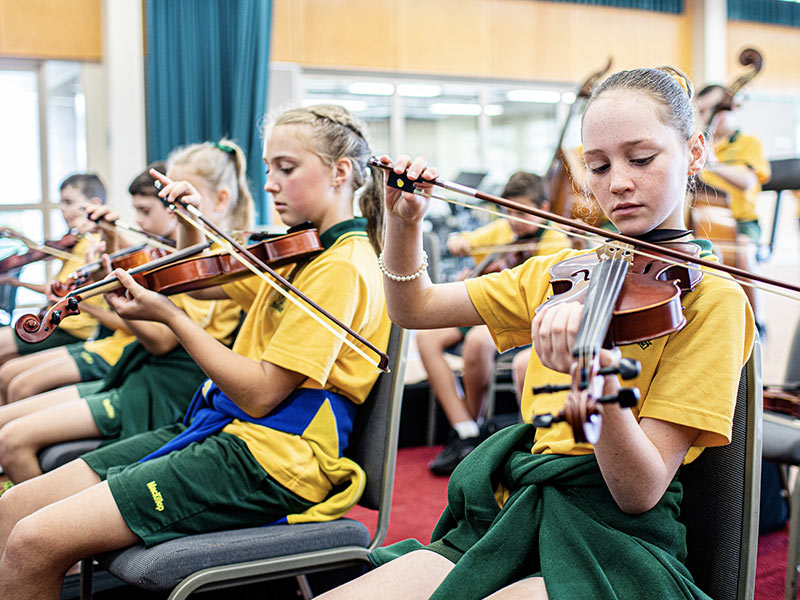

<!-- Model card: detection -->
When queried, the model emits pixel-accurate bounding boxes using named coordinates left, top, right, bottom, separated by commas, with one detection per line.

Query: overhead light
left=347, top=82, right=394, bottom=96
left=429, top=103, right=482, bottom=116
left=561, top=91, right=577, bottom=104
left=506, top=89, right=562, bottom=103
left=483, top=104, right=504, bottom=116
left=302, top=98, right=368, bottom=112
left=397, top=84, right=442, bottom=98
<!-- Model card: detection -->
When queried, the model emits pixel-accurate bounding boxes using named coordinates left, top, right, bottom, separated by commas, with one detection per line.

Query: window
left=0, top=60, right=87, bottom=319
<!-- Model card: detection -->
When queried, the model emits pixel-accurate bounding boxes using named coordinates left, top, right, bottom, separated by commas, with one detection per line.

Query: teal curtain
left=538, top=0, right=682, bottom=13
left=145, top=0, right=271, bottom=223
left=728, top=0, right=800, bottom=28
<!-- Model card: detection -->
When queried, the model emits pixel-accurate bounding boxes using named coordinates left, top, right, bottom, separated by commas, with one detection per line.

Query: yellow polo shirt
left=220, top=219, right=390, bottom=502
left=700, top=131, right=771, bottom=222
left=465, top=241, right=754, bottom=464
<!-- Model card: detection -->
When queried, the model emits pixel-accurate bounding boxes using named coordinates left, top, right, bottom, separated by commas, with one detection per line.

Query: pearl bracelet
left=378, top=251, right=429, bottom=282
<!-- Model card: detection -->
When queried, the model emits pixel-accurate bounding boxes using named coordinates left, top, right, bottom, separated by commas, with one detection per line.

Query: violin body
left=0, top=231, right=81, bottom=274
left=541, top=242, right=703, bottom=347
left=52, top=245, right=171, bottom=297
left=531, top=241, right=704, bottom=443
left=15, top=228, right=324, bottom=344
left=763, top=385, right=800, bottom=418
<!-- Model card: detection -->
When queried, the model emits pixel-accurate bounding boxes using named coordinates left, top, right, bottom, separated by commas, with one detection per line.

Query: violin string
left=419, top=189, right=800, bottom=303
left=171, top=206, right=384, bottom=371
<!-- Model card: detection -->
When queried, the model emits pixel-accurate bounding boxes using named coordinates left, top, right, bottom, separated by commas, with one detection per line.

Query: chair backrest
left=422, top=231, right=441, bottom=284
left=344, top=324, right=408, bottom=547
left=679, top=337, right=762, bottom=600
left=762, top=158, right=800, bottom=192
left=785, top=320, right=800, bottom=385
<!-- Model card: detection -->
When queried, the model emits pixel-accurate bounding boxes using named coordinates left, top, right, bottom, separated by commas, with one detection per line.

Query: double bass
left=545, top=59, right=612, bottom=229
left=688, top=48, right=764, bottom=266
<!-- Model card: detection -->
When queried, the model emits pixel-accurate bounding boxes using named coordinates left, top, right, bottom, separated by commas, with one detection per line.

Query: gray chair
left=79, top=325, right=409, bottom=600
left=680, top=337, right=762, bottom=600
left=760, top=319, right=800, bottom=600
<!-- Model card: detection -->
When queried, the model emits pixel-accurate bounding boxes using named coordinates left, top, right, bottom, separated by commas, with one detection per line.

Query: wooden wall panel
left=727, top=21, right=800, bottom=94
left=0, top=0, right=102, bottom=61
left=297, top=0, right=397, bottom=70
left=395, top=0, right=491, bottom=76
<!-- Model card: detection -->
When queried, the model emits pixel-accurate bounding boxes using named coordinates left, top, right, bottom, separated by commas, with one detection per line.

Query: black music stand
left=760, top=158, right=800, bottom=262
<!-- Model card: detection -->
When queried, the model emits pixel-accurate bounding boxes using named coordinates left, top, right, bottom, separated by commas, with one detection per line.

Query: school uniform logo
left=147, top=480, right=165, bottom=512
left=102, top=397, right=116, bottom=419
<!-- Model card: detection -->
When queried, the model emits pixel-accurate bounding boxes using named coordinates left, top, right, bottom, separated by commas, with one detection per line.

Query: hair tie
left=214, top=142, right=236, bottom=154
left=665, top=70, right=690, bottom=96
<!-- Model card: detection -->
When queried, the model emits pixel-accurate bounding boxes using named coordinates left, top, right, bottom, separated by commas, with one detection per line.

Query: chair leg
left=785, top=472, right=800, bottom=600
left=80, top=557, right=94, bottom=600
left=296, top=574, right=313, bottom=599
left=426, top=388, right=437, bottom=446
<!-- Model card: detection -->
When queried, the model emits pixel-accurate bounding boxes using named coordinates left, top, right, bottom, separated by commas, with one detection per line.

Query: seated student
left=319, top=67, right=754, bottom=600
left=0, top=163, right=176, bottom=405
left=0, top=104, right=390, bottom=598
left=0, top=145, right=248, bottom=484
left=418, top=172, right=570, bottom=476
left=0, top=174, right=111, bottom=367
left=694, top=84, right=771, bottom=337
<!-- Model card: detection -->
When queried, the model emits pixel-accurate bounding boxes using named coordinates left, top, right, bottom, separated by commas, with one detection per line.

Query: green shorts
left=65, top=343, right=112, bottom=382
left=736, top=220, right=761, bottom=243
left=75, top=380, right=105, bottom=398
left=85, top=389, right=125, bottom=438
left=81, top=424, right=316, bottom=547
left=13, top=327, right=82, bottom=355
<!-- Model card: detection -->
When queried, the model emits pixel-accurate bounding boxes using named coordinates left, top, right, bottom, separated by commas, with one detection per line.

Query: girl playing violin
left=0, top=145, right=247, bottom=485
left=0, top=104, right=390, bottom=599
left=0, top=174, right=108, bottom=366
left=319, top=67, right=754, bottom=600
left=0, top=163, right=177, bottom=405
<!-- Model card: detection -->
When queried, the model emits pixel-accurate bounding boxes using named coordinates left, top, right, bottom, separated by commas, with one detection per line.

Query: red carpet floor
left=349, top=445, right=796, bottom=599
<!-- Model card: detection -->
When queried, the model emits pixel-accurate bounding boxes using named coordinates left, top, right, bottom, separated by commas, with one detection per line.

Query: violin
left=468, top=235, right=542, bottom=278
left=51, top=243, right=172, bottom=297
left=15, top=227, right=324, bottom=344
left=530, top=241, right=704, bottom=443
left=763, top=384, right=800, bottom=419
left=373, top=157, right=800, bottom=439
left=0, top=229, right=82, bottom=274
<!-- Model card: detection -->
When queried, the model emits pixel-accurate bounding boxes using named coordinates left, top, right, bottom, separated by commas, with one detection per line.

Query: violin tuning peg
left=598, top=358, right=641, bottom=381
left=617, top=358, right=641, bottom=380
left=532, top=384, right=571, bottom=395
left=616, top=388, right=640, bottom=408
left=532, top=413, right=555, bottom=428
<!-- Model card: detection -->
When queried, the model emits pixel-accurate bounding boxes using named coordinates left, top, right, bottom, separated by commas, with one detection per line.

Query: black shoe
left=428, top=432, right=480, bottom=477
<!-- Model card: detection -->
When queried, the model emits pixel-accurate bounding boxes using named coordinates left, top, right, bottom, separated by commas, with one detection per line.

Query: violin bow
left=152, top=172, right=390, bottom=373
left=0, top=230, right=82, bottom=263
left=370, top=158, right=800, bottom=300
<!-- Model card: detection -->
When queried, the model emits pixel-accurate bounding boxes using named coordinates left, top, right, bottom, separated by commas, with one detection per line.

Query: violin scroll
left=15, top=297, right=82, bottom=344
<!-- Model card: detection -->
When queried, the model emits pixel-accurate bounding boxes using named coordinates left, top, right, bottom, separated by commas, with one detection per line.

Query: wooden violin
left=374, top=157, right=800, bottom=438
left=530, top=240, right=704, bottom=443
left=763, top=384, right=800, bottom=419
left=0, top=229, right=82, bottom=274
left=468, top=235, right=542, bottom=278
left=51, top=243, right=173, bottom=297
left=15, top=227, right=323, bottom=344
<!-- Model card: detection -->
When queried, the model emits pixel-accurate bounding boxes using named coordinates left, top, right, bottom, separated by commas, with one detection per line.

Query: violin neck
left=573, top=252, right=630, bottom=357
